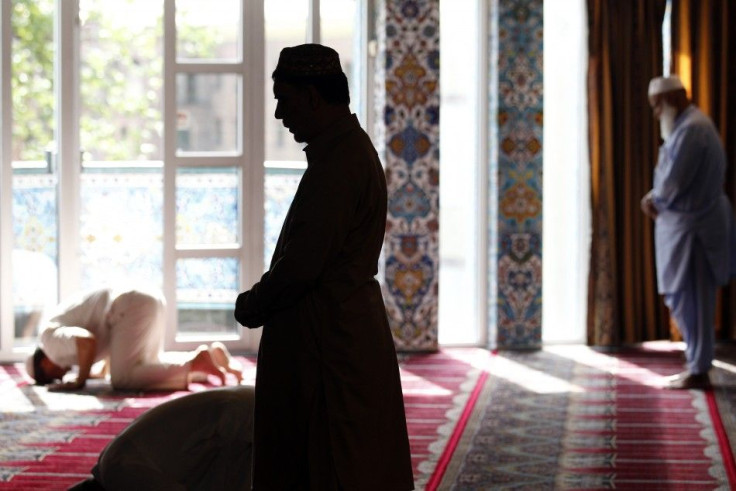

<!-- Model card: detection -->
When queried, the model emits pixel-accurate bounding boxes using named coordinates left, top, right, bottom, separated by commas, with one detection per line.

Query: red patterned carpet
left=7, top=344, right=733, bottom=490
left=399, top=349, right=491, bottom=488
left=0, top=348, right=489, bottom=490
left=440, top=342, right=736, bottom=490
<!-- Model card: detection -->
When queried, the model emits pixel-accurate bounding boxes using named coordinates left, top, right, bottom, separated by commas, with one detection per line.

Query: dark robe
left=235, top=114, right=414, bottom=490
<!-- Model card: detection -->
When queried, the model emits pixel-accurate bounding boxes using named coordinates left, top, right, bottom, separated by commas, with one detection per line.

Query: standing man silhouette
left=234, top=44, right=414, bottom=490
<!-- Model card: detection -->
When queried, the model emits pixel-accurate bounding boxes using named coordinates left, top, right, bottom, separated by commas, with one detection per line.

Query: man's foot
left=209, top=342, right=243, bottom=383
left=189, top=347, right=226, bottom=385
left=663, top=371, right=711, bottom=390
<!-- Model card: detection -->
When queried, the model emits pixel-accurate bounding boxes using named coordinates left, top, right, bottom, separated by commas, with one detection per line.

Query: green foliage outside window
left=12, top=0, right=54, bottom=162
left=11, top=0, right=222, bottom=163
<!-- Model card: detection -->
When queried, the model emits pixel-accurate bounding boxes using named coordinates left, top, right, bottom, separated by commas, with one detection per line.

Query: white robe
left=40, top=287, right=192, bottom=391
left=651, top=105, right=735, bottom=294
left=650, top=105, right=736, bottom=374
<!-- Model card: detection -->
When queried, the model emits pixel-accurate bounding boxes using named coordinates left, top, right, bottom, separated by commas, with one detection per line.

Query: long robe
left=235, top=114, right=414, bottom=490
left=650, top=105, right=736, bottom=373
left=651, top=105, right=735, bottom=294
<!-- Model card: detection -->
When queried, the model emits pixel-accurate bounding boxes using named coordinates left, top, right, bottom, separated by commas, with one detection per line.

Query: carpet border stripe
left=424, top=370, right=488, bottom=490
left=705, top=388, right=736, bottom=488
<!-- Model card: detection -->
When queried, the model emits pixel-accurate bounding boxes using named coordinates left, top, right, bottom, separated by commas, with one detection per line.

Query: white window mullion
left=171, top=155, right=244, bottom=167
left=0, top=0, right=14, bottom=356
left=175, top=62, right=244, bottom=74
left=307, top=0, right=320, bottom=44
left=354, top=0, right=370, bottom=130
left=476, top=0, right=490, bottom=348
left=162, top=0, right=177, bottom=348
left=162, top=0, right=262, bottom=352
left=56, top=0, right=81, bottom=301
left=241, top=0, right=264, bottom=350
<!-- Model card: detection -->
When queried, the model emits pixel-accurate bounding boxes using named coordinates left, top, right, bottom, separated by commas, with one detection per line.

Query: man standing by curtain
left=641, top=75, right=736, bottom=389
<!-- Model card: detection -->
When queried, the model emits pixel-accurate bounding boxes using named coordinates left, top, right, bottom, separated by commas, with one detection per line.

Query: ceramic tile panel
left=490, top=0, right=543, bottom=348
left=378, top=0, right=440, bottom=350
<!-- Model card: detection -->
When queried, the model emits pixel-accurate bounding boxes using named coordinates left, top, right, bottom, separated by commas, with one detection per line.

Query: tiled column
left=377, top=0, right=440, bottom=351
left=488, top=0, right=543, bottom=349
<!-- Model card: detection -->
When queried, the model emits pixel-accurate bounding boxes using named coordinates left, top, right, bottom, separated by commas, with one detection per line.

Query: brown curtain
left=671, top=0, right=736, bottom=339
left=587, top=0, right=669, bottom=346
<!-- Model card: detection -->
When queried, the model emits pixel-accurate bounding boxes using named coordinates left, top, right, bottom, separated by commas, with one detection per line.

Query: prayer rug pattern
left=400, top=348, right=491, bottom=489
left=0, top=348, right=487, bottom=490
left=442, top=343, right=736, bottom=490
left=0, top=360, right=256, bottom=490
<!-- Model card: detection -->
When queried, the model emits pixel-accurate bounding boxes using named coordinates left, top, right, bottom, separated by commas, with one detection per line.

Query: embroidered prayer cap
left=273, top=44, right=344, bottom=78
left=648, top=75, right=685, bottom=97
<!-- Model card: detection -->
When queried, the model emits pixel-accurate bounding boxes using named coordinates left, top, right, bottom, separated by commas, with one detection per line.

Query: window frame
left=162, top=0, right=265, bottom=352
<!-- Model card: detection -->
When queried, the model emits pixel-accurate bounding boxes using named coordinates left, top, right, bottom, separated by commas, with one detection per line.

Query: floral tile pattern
left=11, top=170, right=299, bottom=318
left=490, top=0, right=543, bottom=348
left=380, top=0, right=440, bottom=351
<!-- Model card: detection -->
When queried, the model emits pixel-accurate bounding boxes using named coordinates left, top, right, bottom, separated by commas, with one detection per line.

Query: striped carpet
left=5, top=344, right=733, bottom=490
left=440, top=342, right=736, bottom=490
left=0, top=348, right=488, bottom=490
left=399, top=348, right=490, bottom=488
left=0, top=359, right=257, bottom=490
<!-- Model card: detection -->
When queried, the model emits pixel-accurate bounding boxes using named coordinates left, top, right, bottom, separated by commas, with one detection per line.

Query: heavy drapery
left=586, top=0, right=669, bottom=346
left=671, top=0, right=736, bottom=339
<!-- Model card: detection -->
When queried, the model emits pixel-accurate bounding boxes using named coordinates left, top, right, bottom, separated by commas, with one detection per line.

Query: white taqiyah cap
left=648, top=75, right=685, bottom=97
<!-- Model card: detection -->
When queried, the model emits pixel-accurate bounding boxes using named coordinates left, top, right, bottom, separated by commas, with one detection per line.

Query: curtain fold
left=671, top=0, right=736, bottom=339
left=586, top=0, right=669, bottom=346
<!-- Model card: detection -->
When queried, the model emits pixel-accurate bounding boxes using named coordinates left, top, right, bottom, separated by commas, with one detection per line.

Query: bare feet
left=209, top=342, right=244, bottom=383
left=188, top=347, right=226, bottom=385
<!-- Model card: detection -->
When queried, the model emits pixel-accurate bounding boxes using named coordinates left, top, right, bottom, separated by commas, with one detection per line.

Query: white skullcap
left=25, top=354, right=35, bottom=379
left=648, top=75, right=685, bottom=97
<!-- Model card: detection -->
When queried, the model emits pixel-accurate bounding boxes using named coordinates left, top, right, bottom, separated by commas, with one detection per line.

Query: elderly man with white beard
left=641, top=75, right=736, bottom=389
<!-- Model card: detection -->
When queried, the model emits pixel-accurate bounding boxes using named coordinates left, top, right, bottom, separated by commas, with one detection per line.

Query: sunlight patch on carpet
left=443, top=345, right=734, bottom=489
left=489, top=354, right=585, bottom=394
left=713, top=359, right=736, bottom=375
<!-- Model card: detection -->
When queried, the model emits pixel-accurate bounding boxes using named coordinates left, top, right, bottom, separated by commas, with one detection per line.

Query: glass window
left=80, top=0, right=163, bottom=162
left=12, top=175, right=58, bottom=345
left=264, top=164, right=302, bottom=265
left=176, top=73, right=241, bottom=154
left=663, top=0, right=672, bottom=75
left=0, top=0, right=369, bottom=356
left=542, top=0, right=589, bottom=343
left=176, top=167, right=240, bottom=246
left=176, top=0, right=241, bottom=61
left=80, top=169, right=164, bottom=291
left=11, top=0, right=58, bottom=346
left=78, top=0, right=164, bottom=292
left=321, top=0, right=359, bottom=114
left=264, top=0, right=308, bottom=162
left=439, top=0, right=481, bottom=345
left=176, top=257, right=240, bottom=337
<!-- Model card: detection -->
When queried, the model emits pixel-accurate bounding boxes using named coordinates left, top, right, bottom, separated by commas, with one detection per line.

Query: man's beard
left=659, top=103, right=677, bottom=141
